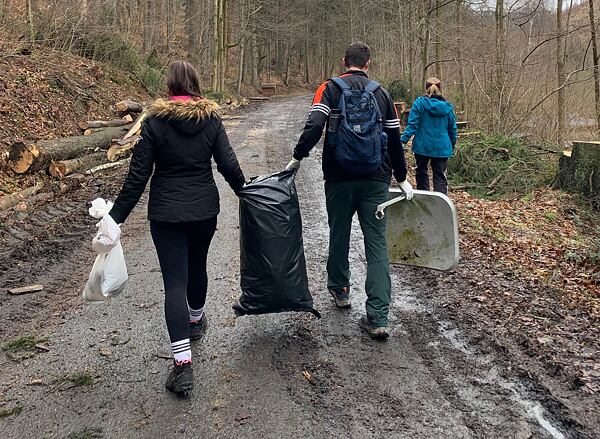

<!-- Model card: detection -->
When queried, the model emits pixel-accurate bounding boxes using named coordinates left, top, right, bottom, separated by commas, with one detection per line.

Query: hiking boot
left=165, top=361, right=193, bottom=395
left=329, top=286, right=351, bottom=308
left=189, top=315, right=208, bottom=341
left=359, top=316, right=389, bottom=340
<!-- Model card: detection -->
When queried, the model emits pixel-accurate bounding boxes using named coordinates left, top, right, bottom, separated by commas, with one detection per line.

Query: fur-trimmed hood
left=147, top=98, right=220, bottom=122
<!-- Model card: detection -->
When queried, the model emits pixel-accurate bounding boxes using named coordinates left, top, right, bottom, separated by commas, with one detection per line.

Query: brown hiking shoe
left=359, top=316, right=389, bottom=340
left=328, top=286, right=351, bottom=308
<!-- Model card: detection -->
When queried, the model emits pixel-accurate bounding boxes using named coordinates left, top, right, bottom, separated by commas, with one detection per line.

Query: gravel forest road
left=0, top=96, right=578, bottom=438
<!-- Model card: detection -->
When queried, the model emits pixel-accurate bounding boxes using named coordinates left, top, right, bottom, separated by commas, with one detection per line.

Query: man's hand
left=399, top=180, right=414, bottom=201
left=286, top=158, right=301, bottom=171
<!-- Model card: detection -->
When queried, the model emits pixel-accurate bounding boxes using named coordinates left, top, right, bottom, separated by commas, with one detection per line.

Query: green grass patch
left=520, top=192, right=535, bottom=202
left=2, top=336, right=48, bottom=358
left=543, top=212, right=558, bottom=222
left=68, top=372, right=94, bottom=387
left=0, top=405, right=22, bottom=418
left=448, top=133, right=557, bottom=198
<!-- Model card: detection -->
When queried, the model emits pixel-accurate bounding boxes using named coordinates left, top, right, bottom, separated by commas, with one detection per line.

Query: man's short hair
left=344, top=42, right=371, bottom=69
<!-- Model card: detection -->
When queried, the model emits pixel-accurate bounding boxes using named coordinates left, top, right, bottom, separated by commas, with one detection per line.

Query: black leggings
left=150, top=217, right=217, bottom=343
left=414, top=153, right=449, bottom=195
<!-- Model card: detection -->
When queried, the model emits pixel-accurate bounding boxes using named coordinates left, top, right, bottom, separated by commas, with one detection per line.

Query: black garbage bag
left=233, top=170, right=320, bottom=318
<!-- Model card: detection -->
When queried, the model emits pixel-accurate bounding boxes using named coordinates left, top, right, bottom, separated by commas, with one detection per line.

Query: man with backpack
left=286, top=42, right=413, bottom=340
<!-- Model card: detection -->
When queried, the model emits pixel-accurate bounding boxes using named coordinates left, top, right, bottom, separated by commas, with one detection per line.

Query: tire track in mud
left=0, top=96, right=585, bottom=438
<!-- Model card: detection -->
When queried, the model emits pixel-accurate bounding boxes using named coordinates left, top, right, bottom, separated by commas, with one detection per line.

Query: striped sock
left=189, top=306, right=204, bottom=323
left=171, top=339, right=191, bottom=364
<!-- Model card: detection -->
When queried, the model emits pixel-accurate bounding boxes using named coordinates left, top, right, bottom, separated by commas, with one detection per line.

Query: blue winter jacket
left=400, top=96, right=458, bottom=158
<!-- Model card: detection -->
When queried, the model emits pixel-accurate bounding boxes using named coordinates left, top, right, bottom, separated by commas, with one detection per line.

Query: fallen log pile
left=106, top=113, right=146, bottom=162
left=49, top=151, right=108, bottom=178
left=2, top=96, right=245, bottom=212
left=0, top=183, right=44, bottom=211
left=77, top=117, right=132, bottom=131
left=115, top=99, right=143, bottom=115
left=8, top=124, right=131, bottom=174
left=7, top=99, right=145, bottom=176
left=1, top=99, right=146, bottom=212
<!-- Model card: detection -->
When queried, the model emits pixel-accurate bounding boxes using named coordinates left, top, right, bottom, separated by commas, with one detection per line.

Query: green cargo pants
left=325, top=180, right=391, bottom=327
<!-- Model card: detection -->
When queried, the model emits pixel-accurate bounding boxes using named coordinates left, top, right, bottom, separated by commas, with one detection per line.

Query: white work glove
left=399, top=180, right=414, bottom=201
left=285, top=158, right=301, bottom=171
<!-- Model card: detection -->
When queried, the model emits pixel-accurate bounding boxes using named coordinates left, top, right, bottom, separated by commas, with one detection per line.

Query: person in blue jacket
left=400, top=77, right=457, bottom=195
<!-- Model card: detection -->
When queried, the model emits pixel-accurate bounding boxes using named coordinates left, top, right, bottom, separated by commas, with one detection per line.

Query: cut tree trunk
left=8, top=125, right=130, bottom=174
left=49, top=151, right=108, bottom=178
left=556, top=151, right=574, bottom=189
left=107, top=136, right=140, bottom=162
left=115, top=100, right=143, bottom=114
left=78, top=119, right=131, bottom=130
left=104, top=113, right=146, bottom=162
left=556, top=142, right=600, bottom=200
left=0, top=182, right=44, bottom=211
left=83, top=127, right=109, bottom=136
left=86, top=158, right=130, bottom=175
left=122, top=113, right=147, bottom=140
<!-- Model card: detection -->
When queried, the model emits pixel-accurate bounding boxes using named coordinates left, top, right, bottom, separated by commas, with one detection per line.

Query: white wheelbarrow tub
left=376, top=189, right=460, bottom=271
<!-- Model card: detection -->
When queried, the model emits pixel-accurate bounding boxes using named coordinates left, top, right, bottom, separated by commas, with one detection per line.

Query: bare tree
left=590, top=0, right=600, bottom=134
left=26, top=0, right=34, bottom=43
left=494, top=0, right=506, bottom=131
left=557, top=0, right=566, bottom=146
left=2, top=0, right=596, bottom=146
left=419, top=0, right=431, bottom=88
left=212, top=0, right=220, bottom=91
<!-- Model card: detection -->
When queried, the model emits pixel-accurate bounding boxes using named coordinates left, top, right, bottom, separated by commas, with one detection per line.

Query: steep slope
left=0, top=49, right=150, bottom=194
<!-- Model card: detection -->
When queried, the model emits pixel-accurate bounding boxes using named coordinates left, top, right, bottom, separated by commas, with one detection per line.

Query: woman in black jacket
left=108, top=61, right=245, bottom=395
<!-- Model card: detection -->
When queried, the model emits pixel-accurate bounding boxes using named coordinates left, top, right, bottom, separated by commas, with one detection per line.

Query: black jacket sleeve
left=293, top=81, right=331, bottom=160
left=109, top=122, right=156, bottom=224
left=381, top=90, right=408, bottom=183
left=212, top=119, right=246, bottom=192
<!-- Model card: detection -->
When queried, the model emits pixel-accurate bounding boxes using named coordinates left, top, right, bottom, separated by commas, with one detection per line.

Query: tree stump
left=556, top=141, right=600, bottom=203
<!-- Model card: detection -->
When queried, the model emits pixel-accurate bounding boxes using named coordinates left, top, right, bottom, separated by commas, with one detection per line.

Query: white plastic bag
left=89, top=198, right=114, bottom=219
left=92, top=210, right=121, bottom=253
left=83, top=198, right=128, bottom=302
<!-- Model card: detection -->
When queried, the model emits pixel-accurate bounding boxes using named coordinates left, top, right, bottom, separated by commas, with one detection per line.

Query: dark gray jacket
left=109, top=98, right=245, bottom=224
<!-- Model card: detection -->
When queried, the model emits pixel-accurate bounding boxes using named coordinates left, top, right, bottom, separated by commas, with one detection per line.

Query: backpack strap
left=330, top=76, right=351, bottom=91
left=365, top=79, right=381, bottom=93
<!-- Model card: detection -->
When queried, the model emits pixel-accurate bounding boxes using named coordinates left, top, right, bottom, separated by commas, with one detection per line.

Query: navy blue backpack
left=329, top=77, right=388, bottom=174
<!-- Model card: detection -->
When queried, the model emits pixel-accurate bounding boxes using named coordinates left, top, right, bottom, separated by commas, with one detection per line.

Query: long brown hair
left=425, top=77, right=443, bottom=97
left=166, top=60, right=202, bottom=98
